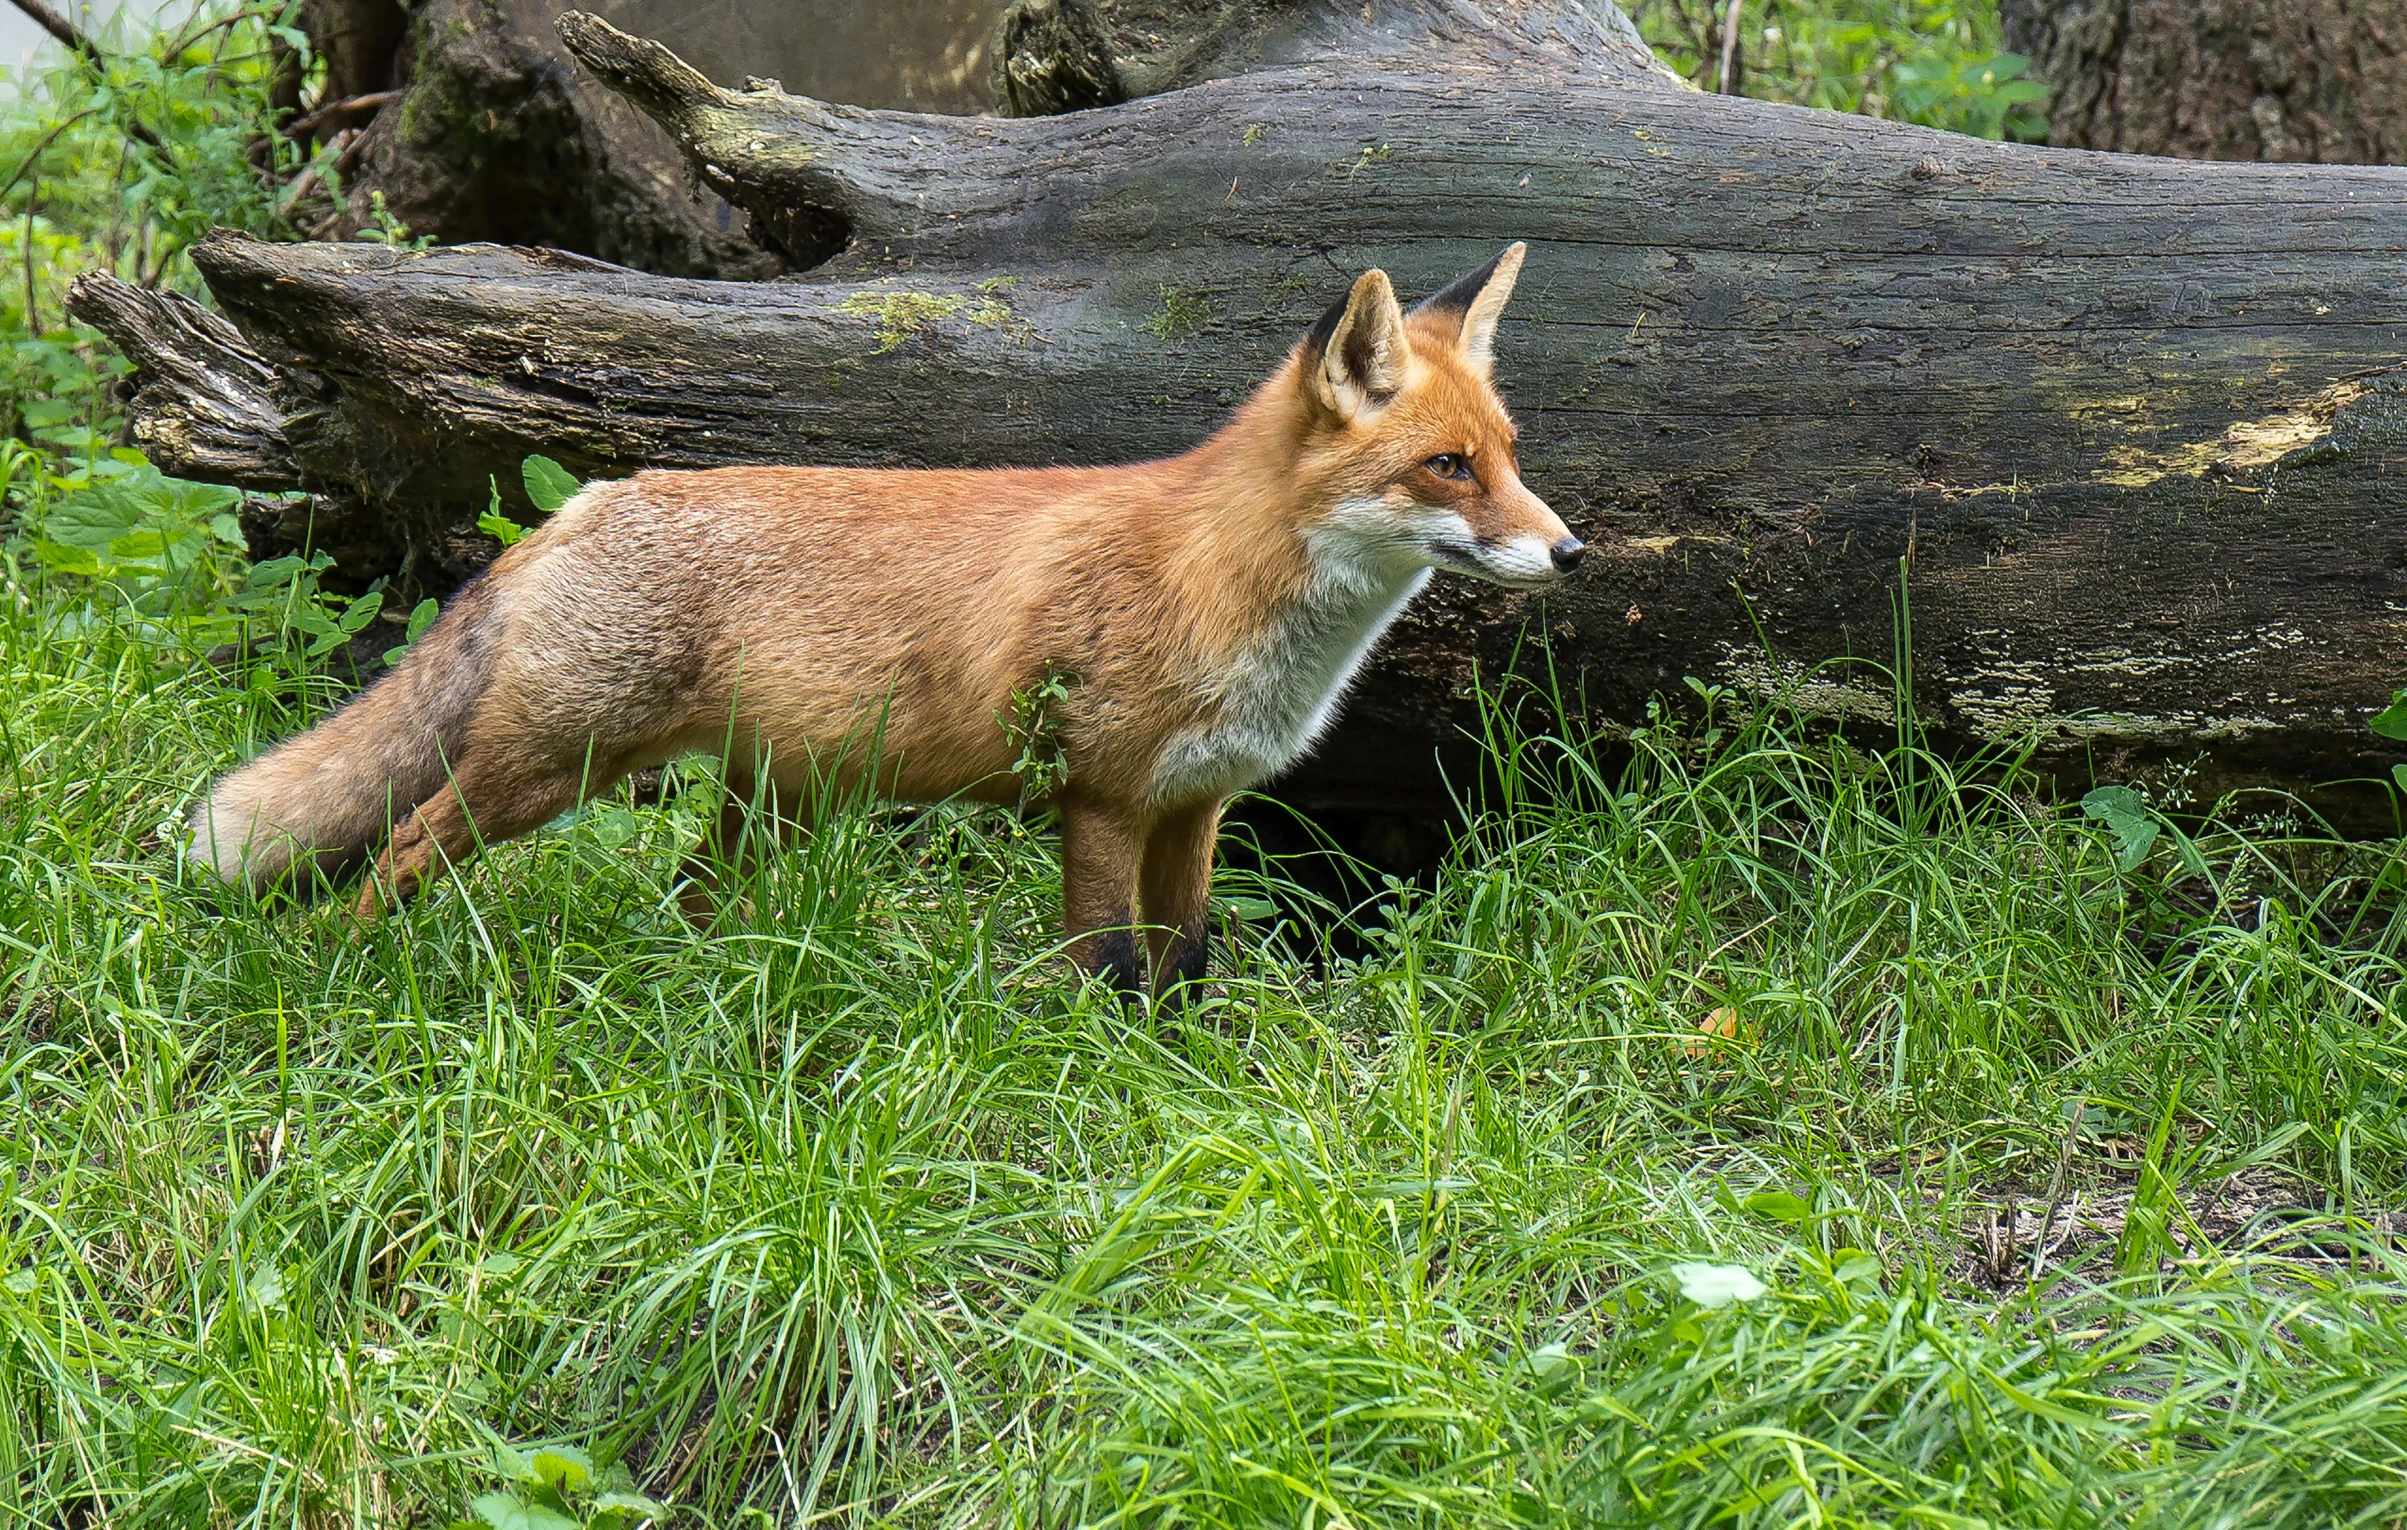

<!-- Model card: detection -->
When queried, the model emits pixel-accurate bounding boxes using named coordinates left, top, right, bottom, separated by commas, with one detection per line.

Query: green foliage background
left=1629, top=0, right=2050, bottom=140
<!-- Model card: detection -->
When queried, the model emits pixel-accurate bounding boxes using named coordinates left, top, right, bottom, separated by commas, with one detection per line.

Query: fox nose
left=1549, top=538, right=1586, bottom=573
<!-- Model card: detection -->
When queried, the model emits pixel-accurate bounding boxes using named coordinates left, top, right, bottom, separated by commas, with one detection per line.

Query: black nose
left=1549, top=538, right=1587, bottom=573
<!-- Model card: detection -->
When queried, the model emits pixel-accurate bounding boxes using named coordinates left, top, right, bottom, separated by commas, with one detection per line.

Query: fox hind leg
left=676, top=772, right=803, bottom=926
left=353, top=754, right=590, bottom=920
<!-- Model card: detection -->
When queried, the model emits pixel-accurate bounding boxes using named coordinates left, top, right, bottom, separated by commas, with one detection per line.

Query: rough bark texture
left=2004, top=0, right=2407, bottom=162
left=295, top=0, right=1008, bottom=273
left=990, top=0, right=1666, bottom=113
left=299, top=0, right=777, bottom=275
left=72, top=0, right=2407, bottom=823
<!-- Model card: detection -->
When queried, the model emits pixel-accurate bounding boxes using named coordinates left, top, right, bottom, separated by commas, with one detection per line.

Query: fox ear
left=1414, top=241, right=1526, bottom=377
left=1303, top=268, right=1409, bottom=421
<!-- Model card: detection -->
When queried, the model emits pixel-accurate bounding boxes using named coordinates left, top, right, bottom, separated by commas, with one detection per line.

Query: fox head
left=1288, top=243, right=1581, bottom=590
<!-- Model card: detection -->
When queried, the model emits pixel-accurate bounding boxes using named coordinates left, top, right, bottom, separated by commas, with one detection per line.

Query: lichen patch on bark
left=2094, top=378, right=2373, bottom=487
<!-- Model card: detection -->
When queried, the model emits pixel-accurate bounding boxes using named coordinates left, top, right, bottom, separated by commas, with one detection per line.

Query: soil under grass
left=7, top=579, right=2407, bottom=1528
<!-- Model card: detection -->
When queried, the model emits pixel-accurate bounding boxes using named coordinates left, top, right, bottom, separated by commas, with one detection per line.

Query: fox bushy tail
left=186, top=579, right=504, bottom=891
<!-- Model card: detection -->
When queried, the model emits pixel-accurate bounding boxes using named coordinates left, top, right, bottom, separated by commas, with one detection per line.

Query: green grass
left=8, top=554, right=2407, bottom=1528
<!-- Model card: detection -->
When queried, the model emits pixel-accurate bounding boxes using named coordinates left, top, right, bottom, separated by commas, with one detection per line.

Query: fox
left=185, top=242, right=1583, bottom=999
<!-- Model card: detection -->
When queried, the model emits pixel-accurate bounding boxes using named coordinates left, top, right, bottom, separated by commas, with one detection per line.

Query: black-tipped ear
left=1417, top=250, right=1508, bottom=324
left=1298, top=296, right=1348, bottom=378
left=1301, top=269, right=1409, bottom=422
left=1413, top=241, right=1526, bottom=377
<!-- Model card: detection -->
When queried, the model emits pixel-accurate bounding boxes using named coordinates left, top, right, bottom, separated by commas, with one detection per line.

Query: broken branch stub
left=70, top=3, right=2407, bottom=819
left=551, top=11, right=996, bottom=268
left=64, top=276, right=292, bottom=490
left=982, top=0, right=1673, bottom=113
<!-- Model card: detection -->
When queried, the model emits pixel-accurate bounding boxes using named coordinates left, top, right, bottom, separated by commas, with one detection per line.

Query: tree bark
left=290, top=0, right=1013, bottom=272
left=2004, top=0, right=2407, bottom=163
left=72, top=0, right=2407, bottom=821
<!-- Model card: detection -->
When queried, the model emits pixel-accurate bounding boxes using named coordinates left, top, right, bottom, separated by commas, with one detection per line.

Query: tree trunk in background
left=72, top=0, right=2407, bottom=832
left=2003, top=0, right=2407, bottom=162
left=299, top=0, right=408, bottom=104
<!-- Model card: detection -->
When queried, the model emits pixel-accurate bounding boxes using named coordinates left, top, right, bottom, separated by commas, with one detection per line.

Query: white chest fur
left=1148, top=522, right=1434, bottom=805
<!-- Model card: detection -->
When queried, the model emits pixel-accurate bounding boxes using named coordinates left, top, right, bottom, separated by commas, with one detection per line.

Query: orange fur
left=186, top=245, right=1580, bottom=999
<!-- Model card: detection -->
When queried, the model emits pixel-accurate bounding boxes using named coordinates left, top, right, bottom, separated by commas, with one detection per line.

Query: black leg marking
left=1151, top=917, right=1212, bottom=1016
left=1171, top=918, right=1209, bottom=989
left=1090, top=925, right=1145, bottom=1001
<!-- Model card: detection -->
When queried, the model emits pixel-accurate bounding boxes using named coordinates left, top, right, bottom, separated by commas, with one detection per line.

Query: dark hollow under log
left=70, top=0, right=2407, bottom=825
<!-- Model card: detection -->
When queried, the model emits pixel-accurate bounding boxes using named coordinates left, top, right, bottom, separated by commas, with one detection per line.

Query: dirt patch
left=1956, top=1165, right=2396, bottom=1289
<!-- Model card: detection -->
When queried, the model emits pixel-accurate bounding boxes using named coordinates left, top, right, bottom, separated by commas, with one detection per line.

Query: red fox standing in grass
left=186, top=243, right=1582, bottom=998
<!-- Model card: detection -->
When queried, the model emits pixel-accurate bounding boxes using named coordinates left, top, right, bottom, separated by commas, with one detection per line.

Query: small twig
left=1716, top=0, right=1745, bottom=94
left=286, top=89, right=402, bottom=141
left=278, top=128, right=349, bottom=216
left=2029, top=1099, right=2087, bottom=1284
left=23, top=173, right=37, bottom=334
left=8, top=0, right=81, bottom=55
left=331, top=128, right=371, bottom=180
left=281, top=128, right=374, bottom=225
left=6, top=0, right=166, bottom=149
left=0, top=105, right=94, bottom=204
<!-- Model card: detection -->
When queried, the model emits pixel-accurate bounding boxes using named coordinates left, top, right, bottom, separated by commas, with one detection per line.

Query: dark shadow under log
left=69, top=1, right=2407, bottom=825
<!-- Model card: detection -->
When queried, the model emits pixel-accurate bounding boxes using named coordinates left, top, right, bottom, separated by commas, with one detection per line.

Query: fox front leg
left=1140, top=799, right=1220, bottom=1003
left=1058, top=797, right=1145, bottom=1000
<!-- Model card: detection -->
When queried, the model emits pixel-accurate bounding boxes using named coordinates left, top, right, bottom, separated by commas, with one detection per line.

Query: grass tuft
left=7, top=564, right=2407, bottom=1527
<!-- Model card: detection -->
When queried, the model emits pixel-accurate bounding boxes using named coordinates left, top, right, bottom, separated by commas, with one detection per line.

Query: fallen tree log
left=70, top=0, right=2407, bottom=827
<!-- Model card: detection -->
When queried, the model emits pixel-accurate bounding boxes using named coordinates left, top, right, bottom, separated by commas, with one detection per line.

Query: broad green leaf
left=1523, top=1342, right=1580, bottom=1398
left=2392, top=762, right=2407, bottom=796
left=470, top=1492, right=578, bottom=1530
left=2081, top=785, right=2158, bottom=872
left=480, top=474, right=525, bottom=544
left=522, top=455, right=582, bottom=513
left=339, top=592, right=385, bottom=633
left=1833, top=1250, right=1884, bottom=1286
left=242, top=1266, right=285, bottom=1313
left=151, top=475, right=241, bottom=518
left=588, top=808, right=640, bottom=852
left=478, top=1252, right=523, bottom=1279
left=244, top=555, right=314, bottom=592
left=30, top=540, right=100, bottom=576
left=1743, top=1190, right=1814, bottom=1224
left=386, top=598, right=441, bottom=665
left=530, top=1445, right=592, bottom=1494
left=108, top=525, right=207, bottom=567
left=2374, top=689, right=2407, bottom=741
left=42, top=496, right=141, bottom=550
left=1671, top=1261, right=1766, bottom=1308
left=2, top=1268, right=35, bottom=1295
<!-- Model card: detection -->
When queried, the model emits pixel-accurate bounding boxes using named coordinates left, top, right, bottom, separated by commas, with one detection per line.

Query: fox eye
left=1424, top=453, right=1475, bottom=481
